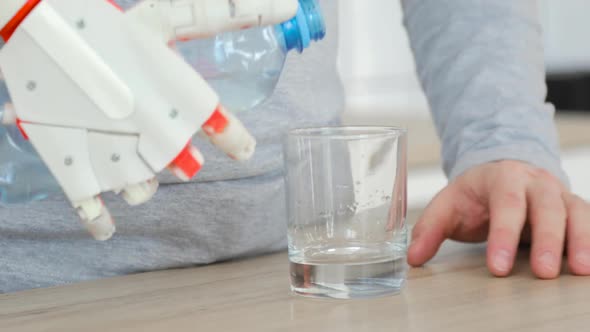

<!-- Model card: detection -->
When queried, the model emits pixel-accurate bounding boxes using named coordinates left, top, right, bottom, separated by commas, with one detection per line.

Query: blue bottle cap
left=280, top=0, right=326, bottom=53
left=299, top=0, right=326, bottom=41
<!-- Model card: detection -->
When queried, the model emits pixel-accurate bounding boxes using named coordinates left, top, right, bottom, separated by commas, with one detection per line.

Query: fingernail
left=575, top=250, right=590, bottom=268
left=493, top=250, right=513, bottom=273
left=537, top=251, right=557, bottom=271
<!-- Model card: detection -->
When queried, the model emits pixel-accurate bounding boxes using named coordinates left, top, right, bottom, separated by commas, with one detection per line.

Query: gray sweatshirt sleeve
left=401, top=0, right=568, bottom=185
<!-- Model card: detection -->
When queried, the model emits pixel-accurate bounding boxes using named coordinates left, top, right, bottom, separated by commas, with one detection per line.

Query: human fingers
left=408, top=187, right=459, bottom=267
left=527, top=180, right=567, bottom=279
left=564, top=193, right=590, bottom=276
left=486, top=179, right=528, bottom=277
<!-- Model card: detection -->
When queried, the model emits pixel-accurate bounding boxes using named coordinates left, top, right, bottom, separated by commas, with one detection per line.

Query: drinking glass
left=284, top=126, right=408, bottom=299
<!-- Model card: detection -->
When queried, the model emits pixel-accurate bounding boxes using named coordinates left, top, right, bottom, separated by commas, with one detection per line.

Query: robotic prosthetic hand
left=0, top=0, right=297, bottom=240
left=126, top=0, right=300, bottom=41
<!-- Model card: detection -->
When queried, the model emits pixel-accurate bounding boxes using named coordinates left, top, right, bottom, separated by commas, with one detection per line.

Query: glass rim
left=287, top=126, right=407, bottom=140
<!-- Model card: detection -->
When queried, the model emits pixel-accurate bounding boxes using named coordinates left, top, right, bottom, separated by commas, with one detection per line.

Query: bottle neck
left=279, top=0, right=325, bottom=53
left=280, top=6, right=310, bottom=53
left=299, top=0, right=326, bottom=41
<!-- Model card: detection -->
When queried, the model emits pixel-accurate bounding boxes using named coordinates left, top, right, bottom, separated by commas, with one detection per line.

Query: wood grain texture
left=2, top=212, right=589, bottom=332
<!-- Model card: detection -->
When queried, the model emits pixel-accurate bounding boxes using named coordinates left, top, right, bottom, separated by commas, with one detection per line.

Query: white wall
left=337, top=0, right=590, bottom=120
left=337, top=0, right=429, bottom=119
left=540, top=0, right=590, bottom=74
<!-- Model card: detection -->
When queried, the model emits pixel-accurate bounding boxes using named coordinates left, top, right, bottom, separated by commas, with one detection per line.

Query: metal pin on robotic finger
left=201, top=106, right=256, bottom=161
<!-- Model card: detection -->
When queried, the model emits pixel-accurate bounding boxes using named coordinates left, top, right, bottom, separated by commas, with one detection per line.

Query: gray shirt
left=402, top=0, right=566, bottom=184
left=0, top=0, right=565, bottom=293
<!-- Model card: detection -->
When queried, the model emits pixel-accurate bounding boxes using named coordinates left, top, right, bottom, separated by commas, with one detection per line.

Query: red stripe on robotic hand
left=16, top=118, right=29, bottom=140
left=105, top=0, right=123, bottom=11
left=202, top=106, right=230, bottom=136
left=0, top=0, right=42, bottom=42
left=168, top=143, right=204, bottom=181
left=200, top=105, right=256, bottom=161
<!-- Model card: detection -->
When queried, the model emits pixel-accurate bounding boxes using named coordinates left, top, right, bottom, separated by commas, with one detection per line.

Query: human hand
left=408, top=160, right=590, bottom=279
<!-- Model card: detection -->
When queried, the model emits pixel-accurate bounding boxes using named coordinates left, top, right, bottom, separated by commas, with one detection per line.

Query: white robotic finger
left=75, top=196, right=116, bottom=241
left=19, top=123, right=102, bottom=203
left=201, top=106, right=256, bottom=161
left=121, top=178, right=159, bottom=206
left=127, top=0, right=299, bottom=42
left=167, top=144, right=205, bottom=182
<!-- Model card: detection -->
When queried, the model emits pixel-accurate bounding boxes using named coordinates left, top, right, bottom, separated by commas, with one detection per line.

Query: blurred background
left=336, top=0, right=590, bottom=209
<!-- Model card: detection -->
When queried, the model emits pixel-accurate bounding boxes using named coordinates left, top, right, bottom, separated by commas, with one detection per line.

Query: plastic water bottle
left=0, top=0, right=325, bottom=204
left=0, top=85, right=59, bottom=204
left=174, top=0, right=326, bottom=112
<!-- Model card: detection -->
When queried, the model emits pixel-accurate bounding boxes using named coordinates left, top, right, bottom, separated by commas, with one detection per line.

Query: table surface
left=2, top=114, right=589, bottom=331
left=2, top=224, right=589, bottom=331
left=344, top=112, right=590, bottom=167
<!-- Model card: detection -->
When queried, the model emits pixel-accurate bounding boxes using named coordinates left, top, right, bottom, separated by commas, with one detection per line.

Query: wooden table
left=344, top=112, right=590, bottom=167
left=2, top=222, right=589, bottom=331
left=2, top=114, right=589, bottom=332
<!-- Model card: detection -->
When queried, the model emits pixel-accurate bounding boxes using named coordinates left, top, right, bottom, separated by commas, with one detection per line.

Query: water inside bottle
left=176, top=25, right=287, bottom=112
left=0, top=80, right=58, bottom=204
left=0, top=124, right=57, bottom=204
